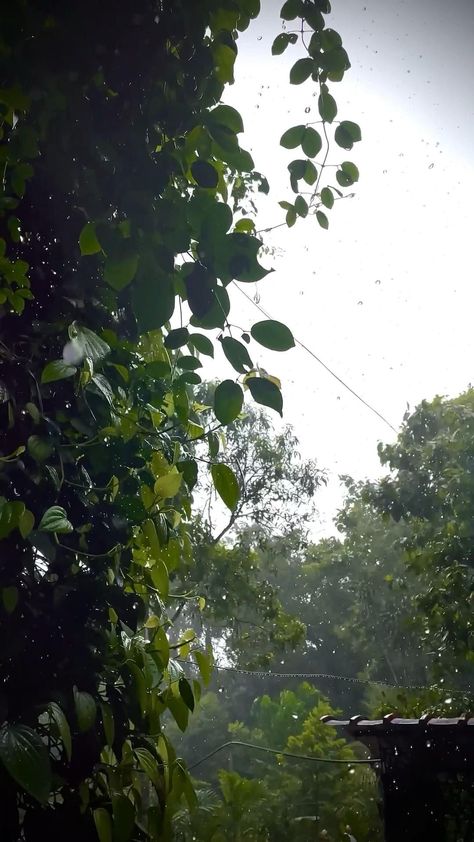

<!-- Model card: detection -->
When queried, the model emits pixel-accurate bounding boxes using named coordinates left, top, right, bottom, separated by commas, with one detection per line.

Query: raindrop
left=428, top=163, right=434, bottom=169
left=304, top=106, right=311, bottom=113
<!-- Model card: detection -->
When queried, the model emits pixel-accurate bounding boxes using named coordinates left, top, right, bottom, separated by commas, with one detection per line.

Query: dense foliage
left=0, top=1, right=361, bottom=840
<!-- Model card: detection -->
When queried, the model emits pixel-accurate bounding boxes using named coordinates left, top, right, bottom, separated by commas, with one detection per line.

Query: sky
left=212, top=0, right=474, bottom=533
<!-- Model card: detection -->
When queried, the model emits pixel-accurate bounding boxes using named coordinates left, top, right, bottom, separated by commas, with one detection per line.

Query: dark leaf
left=221, top=336, right=253, bottom=373
left=301, top=127, right=322, bottom=158
left=246, top=377, right=283, bottom=415
left=214, top=380, right=244, bottom=424
left=164, top=328, right=189, bottom=349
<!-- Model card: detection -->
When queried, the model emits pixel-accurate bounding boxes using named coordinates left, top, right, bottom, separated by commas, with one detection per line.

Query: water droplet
left=304, top=106, right=311, bottom=113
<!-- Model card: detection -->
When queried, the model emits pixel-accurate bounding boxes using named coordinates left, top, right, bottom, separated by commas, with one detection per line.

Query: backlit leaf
left=214, top=380, right=243, bottom=424
left=211, top=463, right=240, bottom=511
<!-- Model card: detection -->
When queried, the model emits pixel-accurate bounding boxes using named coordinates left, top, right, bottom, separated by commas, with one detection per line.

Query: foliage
left=174, top=684, right=381, bottom=842
left=0, top=0, right=360, bottom=839
left=368, top=390, right=474, bottom=681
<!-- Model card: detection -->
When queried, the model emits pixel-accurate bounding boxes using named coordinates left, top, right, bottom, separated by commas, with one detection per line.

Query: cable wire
left=234, top=282, right=398, bottom=434
left=181, top=660, right=465, bottom=696
left=187, top=739, right=379, bottom=771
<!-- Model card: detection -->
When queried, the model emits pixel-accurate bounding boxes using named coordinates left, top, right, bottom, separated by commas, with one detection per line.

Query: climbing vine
left=0, top=1, right=360, bottom=840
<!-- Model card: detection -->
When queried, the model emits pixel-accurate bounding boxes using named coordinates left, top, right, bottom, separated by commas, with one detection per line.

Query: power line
left=182, top=660, right=465, bottom=696
left=188, top=739, right=379, bottom=771
left=234, top=282, right=398, bottom=434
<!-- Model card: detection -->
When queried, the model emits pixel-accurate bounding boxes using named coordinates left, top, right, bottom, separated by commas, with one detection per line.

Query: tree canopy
left=0, top=1, right=362, bottom=840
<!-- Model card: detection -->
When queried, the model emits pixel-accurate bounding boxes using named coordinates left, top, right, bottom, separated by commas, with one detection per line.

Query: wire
left=181, top=660, right=465, bottom=696
left=234, top=282, right=398, bottom=434
left=187, top=739, right=379, bottom=771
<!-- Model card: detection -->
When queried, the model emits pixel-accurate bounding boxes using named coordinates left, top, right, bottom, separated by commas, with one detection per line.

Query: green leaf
left=90, top=374, right=114, bottom=405
left=0, top=725, right=51, bottom=804
left=191, top=160, right=219, bottom=189
left=221, top=336, right=253, bottom=374
left=41, top=360, right=76, bottom=384
left=211, top=463, right=240, bottom=511
left=184, top=264, right=217, bottom=320
left=166, top=695, right=189, bottom=732
left=290, top=58, right=314, bottom=85
left=246, top=377, right=283, bottom=415
left=214, top=380, right=244, bottom=424
left=208, top=104, right=244, bottom=134
left=280, top=0, right=302, bottom=20
left=336, top=169, right=352, bottom=187
left=212, top=43, right=236, bottom=84
left=316, top=210, right=329, bottom=229
left=250, top=320, right=295, bottom=351
left=301, top=127, right=322, bottom=158
left=93, top=808, right=112, bottom=842
left=323, top=46, right=350, bottom=74
left=177, top=459, right=198, bottom=491
left=2, top=586, right=18, bottom=614
left=132, top=271, right=175, bottom=333
left=271, top=32, right=297, bottom=54
left=295, top=195, right=308, bottom=218
left=112, top=795, right=135, bottom=842
left=27, top=435, right=53, bottom=462
left=79, top=223, right=101, bottom=256
left=193, top=650, right=213, bottom=686
left=164, top=328, right=189, bottom=349
left=321, top=187, right=334, bottom=208
left=321, top=28, right=342, bottom=50
left=175, top=355, right=202, bottom=371
left=38, top=506, right=73, bottom=534
left=154, top=470, right=182, bottom=499
left=318, top=90, right=337, bottom=122
left=100, top=702, right=115, bottom=748
left=68, top=323, right=110, bottom=364
left=189, top=333, right=214, bottom=357
left=104, top=251, right=139, bottom=291
left=280, top=125, right=305, bottom=149
left=48, top=702, right=72, bottom=761
left=135, top=747, right=161, bottom=789
left=334, top=120, right=362, bottom=150
left=341, top=160, right=360, bottom=182
left=178, top=677, right=195, bottom=712
left=74, top=687, right=97, bottom=733
left=286, top=206, right=297, bottom=227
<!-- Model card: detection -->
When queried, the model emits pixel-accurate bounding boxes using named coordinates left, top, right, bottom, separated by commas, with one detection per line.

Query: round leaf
left=250, top=320, right=295, bottom=352
left=334, top=120, right=362, bottom=150
left=280, top=125, right=305, bottom=149
left=214, top=380, right=243, bottom=424
left=211, top=463, right=240, bottom=511
left=289, top=58, right=314, bottom=85
left=301, top=127, right=322, bottom=158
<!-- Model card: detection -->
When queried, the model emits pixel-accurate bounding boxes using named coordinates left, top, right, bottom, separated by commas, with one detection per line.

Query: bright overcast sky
left=207, top=0, right=474, bottom=533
